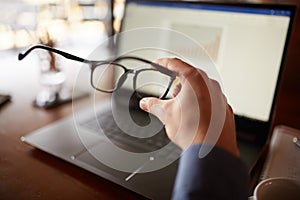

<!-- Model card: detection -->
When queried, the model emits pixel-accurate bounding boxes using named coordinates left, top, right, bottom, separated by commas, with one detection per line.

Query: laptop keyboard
left=79, top=108, right=182, bottom=158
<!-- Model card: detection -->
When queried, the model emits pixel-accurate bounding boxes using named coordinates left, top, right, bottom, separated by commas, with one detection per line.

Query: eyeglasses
left=18, top=44, right=177, bottom=99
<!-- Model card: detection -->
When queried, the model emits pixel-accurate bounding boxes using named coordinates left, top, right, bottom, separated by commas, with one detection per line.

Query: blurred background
left=0, top=0, right=125, bottom=105
left=1, top=0, right=300, bottom=130
left=0, top=0, right=125, bottom=51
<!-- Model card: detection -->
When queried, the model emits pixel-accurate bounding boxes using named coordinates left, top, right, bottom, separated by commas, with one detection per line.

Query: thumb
left=139, top=97, right=166, bottom=123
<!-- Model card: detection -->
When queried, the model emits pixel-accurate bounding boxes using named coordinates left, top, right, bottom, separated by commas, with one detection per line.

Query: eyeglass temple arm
left=18, top=45, right=177, bottom=79
left=119, top=56, right=176, bottom=77
left=18, top=44, right=90, bottom=64
left=152, top=62, right=176, bottom=77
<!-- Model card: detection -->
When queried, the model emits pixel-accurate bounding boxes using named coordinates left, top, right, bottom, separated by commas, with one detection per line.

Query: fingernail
left=139, top=99, right=148, bottom=111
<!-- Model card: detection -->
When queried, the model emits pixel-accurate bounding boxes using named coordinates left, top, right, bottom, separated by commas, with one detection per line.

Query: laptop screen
left=118, top=0, right=294, bottom=131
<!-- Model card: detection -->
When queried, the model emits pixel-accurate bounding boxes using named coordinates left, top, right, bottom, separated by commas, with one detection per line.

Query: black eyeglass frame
left=18, top=44, right=177, bottom=99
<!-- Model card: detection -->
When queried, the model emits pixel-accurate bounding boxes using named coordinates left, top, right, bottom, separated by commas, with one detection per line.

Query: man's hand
left=139, top=58, right=240, bottom=157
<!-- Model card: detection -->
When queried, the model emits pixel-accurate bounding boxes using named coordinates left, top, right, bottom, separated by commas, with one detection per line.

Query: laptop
left=21, top=1, right=295, bottom=199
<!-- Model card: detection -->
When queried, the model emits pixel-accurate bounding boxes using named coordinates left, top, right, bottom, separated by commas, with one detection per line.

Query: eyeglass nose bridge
left=112, top=68, right=137, bottom=91
left=116, top=68, right=157, bottom=98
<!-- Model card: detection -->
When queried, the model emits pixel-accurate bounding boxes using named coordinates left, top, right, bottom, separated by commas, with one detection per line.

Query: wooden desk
left=0, top=51, right=146, bottom=199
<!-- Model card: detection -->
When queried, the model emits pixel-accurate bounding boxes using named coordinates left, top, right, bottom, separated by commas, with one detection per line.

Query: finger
left=155, top=58, right=207, bottom=79
left=139, top=97, right=166, bottom=123
left=154, top=58, right=210, bottom=90
left=154, top=58, right=192, bottom=74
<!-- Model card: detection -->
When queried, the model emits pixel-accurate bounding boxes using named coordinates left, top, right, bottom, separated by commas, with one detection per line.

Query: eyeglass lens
left=92, top=58, right=172, bottom=98
left=92, top=63, right=126, bottom=92
left=134, top=69, right=171, bottom=98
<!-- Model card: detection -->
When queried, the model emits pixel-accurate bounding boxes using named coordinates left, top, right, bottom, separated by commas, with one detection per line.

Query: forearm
left=172, top=144, right=249, bottom=200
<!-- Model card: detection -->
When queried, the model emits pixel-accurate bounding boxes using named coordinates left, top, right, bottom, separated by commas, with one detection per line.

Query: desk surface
left=0, top=103, right=147, bottom=199
left=0, top=51, right=147, bottom=199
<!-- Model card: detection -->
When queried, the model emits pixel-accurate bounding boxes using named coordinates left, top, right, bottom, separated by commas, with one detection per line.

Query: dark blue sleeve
left=172, top=144, right=249, bottom=200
